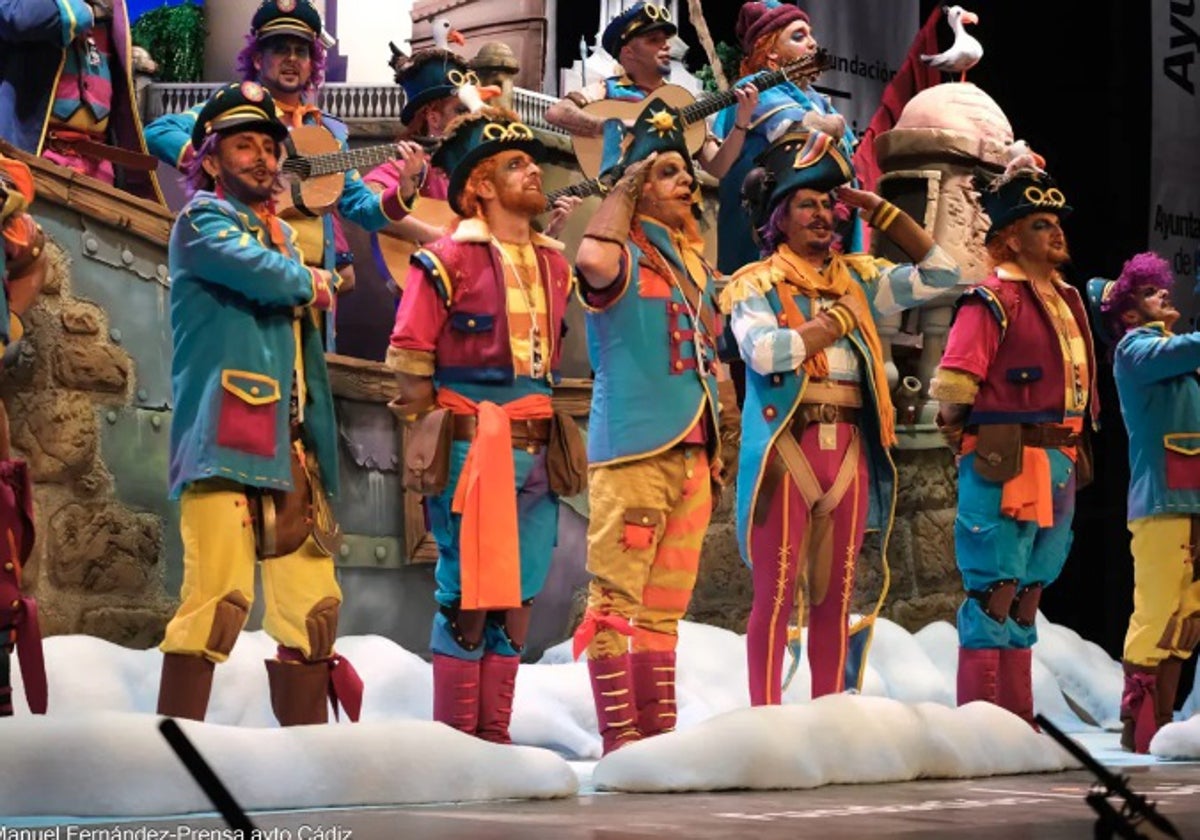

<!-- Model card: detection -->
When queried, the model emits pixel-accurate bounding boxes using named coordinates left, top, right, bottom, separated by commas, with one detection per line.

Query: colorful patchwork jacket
left=386, top=217, right=573, bottom=385
left=1113, top=323, right=1200, bottom=521
left=168, top=191, right=340, bottom=499
left=580, top=216, right=723, bottom=466
left=939, top=266, right=1099, bottom=428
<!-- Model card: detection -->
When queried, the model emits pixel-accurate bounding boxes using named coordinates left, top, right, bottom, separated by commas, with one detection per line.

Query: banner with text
left=1151, top=0, right=1200, bottom=323
left=801, top=0, right=921, bottom=138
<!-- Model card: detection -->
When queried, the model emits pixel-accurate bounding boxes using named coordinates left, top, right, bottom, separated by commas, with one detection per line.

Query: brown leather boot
left=588, top=653, right=641, bottom=755
left=265, top=659, right=330, bottom=726
left=1156, top=656, right=1184, bottom=731
left=157, top=652, right=215, bottom=721
left=476, top=653, right=519, bottom=744
left=631, top=650, right=676, bottom=738
left=997, top=648, right=1037, bottom=729
left=956, top=647, right=1000, bottom=706
left=1120, top=661, right=1158, bottom=753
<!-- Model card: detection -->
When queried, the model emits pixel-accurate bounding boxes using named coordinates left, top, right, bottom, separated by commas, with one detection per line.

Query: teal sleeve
left=145, top=106, right=202, bottom=169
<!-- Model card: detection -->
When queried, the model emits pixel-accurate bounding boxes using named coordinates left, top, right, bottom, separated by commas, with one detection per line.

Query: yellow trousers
left=160, top=479, right=342, bottom=663
left=584, top=446, right=711, bottom=659
left=1124, top=515, right=1200, bottom=666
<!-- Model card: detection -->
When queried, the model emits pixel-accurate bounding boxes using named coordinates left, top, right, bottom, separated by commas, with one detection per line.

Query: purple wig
left=183, top=133, right=221, bottom=195
left=235, top=32, right=327, bottom=95
left=757, top=200, right=790, bottom=255
left=1101, top=251, right=1173, bottom=335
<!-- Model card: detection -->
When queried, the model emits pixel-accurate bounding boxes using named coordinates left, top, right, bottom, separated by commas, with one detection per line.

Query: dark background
left=557, top=1, right=1154, bottom=664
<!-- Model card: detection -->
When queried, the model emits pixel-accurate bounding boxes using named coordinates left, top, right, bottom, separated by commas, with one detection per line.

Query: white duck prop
left=921, top=5, right=982, bottom=81
left=431, top=15, right=467, bottom=50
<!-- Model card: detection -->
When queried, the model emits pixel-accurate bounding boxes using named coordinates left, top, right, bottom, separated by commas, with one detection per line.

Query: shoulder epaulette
left=411, top=247, right=453, bottom=306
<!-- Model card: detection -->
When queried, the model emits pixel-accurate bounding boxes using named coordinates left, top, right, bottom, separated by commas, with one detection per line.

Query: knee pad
left=967, top=579, right=1017, bottom=625
left=305, top=597, right=340, bottom=661
left=1159, top=611, right=1200, bottom=652
left=205, top=590, right=250, bottom=656
left=1010, top=583, right=1043, bottom=629
left=484, top=600, right=534, bottom=656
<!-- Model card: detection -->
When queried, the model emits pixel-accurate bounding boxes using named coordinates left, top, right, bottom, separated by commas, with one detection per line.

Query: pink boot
left=1121, top=661, right=1159, bottom=754
left=477, top=652, right=519, bottom=744
left=432, top=654, right=480, bottom=735
left=631, top=650, right=676, bottom=738
left=957, top=647, right=1000, bottom=706
left=997, top=648, right=1037, bottom=729
left=588, top=654, right=641, bottom=754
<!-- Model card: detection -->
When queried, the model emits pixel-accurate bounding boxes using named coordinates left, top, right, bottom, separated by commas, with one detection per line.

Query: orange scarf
left=436, top=389, right=554, bottom=610
left=277, top=101, right=322, bottom=130
left=772, top=246, right=896, bottom=446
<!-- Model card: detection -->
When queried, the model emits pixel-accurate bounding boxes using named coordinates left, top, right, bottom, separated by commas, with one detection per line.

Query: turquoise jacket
left=581, top=218, right=722, bottom=466
left=1113, top=323, right=1200, bottom=521
left=168, top=191, right=339, bottom=499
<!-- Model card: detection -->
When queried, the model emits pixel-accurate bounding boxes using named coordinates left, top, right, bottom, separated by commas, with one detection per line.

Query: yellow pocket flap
left=221, top=370, right=281, bottom=405
left=1164, top=433, right=1200, bottom=457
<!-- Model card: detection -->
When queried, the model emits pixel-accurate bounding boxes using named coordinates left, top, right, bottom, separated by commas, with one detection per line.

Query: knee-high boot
left=1120, top=661, right=1159, bottom=753
left=588, top=653, right=641, bottom=755
left=997, top=648, right=1037, bottom=729
left=432, top=654, right=481, bottom=735
left=631, top=650, right=676, bottom=738
left=265, top=659, right=330, bottom=726
left=477, top=653, right=519, bottom=744
left=957, top=646, right=1000, bottom=706
left=157, top=652, right=216, bottom=721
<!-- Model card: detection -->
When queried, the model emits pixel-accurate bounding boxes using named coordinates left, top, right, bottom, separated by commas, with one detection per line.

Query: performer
left=156, top=83, right=362, bottom=726
left=714, top=0, right=858, bottom=276
left=0, top=155, right=48, bottom=716
left=1087, top=253, right=1200, bottom=753
left=365, top=49, right=581, bottom=295
left=544, top=1, right=757, bottom=180
left=387, top=108, right=578, bottom=744
left=143, top=0, right=425, bottom=342
left=932, top=164, right=1096, bottom=728
left=569, top=105, right=739, bottom=755
left=722, top=130, right=960, bottom=706
left=0, top=0, right=161, bottom=200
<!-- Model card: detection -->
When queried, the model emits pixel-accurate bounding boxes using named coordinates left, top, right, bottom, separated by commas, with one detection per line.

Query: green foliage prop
left=131, top=2, right=207, bottom=83
left=696, top=41, right=744, bottom=92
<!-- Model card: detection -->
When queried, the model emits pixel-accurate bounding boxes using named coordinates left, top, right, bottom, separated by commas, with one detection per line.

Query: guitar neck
left=282, top=143, right=399, bottom=179
left=678, top=50, right=830, bottom=126
left=545, top=177, right=605, bottom=205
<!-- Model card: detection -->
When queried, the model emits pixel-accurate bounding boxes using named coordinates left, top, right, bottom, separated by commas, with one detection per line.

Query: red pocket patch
left=621, top=507, right=662, bottom=551
left=215, top=370, right=281, bottom=458
left=1164, top=434, right=1200, bottom=491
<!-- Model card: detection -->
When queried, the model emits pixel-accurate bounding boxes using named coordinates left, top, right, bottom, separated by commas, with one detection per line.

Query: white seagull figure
left=921, top=5, right=982, bottom=81
left=431, top=15, right=467, bottom=51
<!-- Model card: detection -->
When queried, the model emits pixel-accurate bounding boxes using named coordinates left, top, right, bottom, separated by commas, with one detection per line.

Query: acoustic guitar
left=571, top=49, right=833, bottom=180
left=373, top=175, right=612, bottom=292
left=275, top=125, right=437, bottom=217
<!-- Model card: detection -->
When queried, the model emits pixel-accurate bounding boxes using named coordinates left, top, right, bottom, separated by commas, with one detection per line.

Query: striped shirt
left=498, top=241, right=550, bottom=378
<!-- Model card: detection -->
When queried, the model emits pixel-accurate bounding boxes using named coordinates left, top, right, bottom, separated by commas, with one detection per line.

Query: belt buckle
left=524, top=419, right=538, bottom=454
left=818, top=403, right=839, bottom=424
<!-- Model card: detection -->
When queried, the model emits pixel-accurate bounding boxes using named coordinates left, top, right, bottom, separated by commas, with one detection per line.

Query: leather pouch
left=251, top=444, right=314, bottom=559
left=546, top=410, right=588, bottom=497
left=400, top=406, right=454, bottom=496
left=972, top=423, right=1023, bottom=483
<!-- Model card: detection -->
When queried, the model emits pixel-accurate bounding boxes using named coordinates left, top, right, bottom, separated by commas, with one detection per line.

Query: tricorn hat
left=743, top=129, right=853, bottom=224
left=974, top=168, right=1073, bottom=243
left=395, top=49, right=472, bottom=125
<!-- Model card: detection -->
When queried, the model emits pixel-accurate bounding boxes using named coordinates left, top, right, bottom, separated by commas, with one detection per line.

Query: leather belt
left=1019, top=424, right=1079, bottom=449
left=964, top=424, right=1080, bottom=449
left=452, top=415, right=551, bottom=450
left=801, top=379, right=863, bottom=408
left=793, top=403, right=860, bottom=430
left=46, top=129, right=161, bottom=172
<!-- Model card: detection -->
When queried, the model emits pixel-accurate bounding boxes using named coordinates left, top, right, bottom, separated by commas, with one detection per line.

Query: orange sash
left=962, top=418, right=1081, bottom=528
left=437, top=389, right=554, bottom=610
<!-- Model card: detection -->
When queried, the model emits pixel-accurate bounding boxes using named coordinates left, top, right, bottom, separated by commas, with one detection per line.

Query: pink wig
left=183, top=134, right=221, bottom=195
